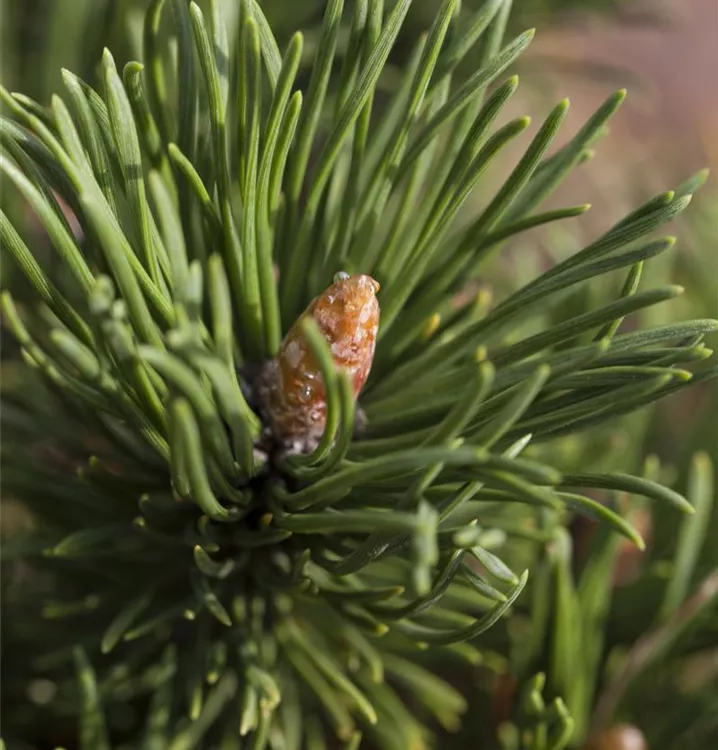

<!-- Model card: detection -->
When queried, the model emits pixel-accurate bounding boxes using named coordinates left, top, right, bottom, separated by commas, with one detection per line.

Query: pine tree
left=2, top=1, right=716, bottom=748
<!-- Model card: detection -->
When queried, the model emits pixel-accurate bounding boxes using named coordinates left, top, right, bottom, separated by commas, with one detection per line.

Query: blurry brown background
left=527, top=0, right=718, bottom=188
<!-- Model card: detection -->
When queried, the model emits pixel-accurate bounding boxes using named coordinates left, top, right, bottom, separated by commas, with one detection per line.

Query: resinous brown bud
left=260, top=273, right=380, bottom=452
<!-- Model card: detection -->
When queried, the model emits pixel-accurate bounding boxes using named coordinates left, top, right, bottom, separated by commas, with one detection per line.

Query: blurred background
left=1, top=1, right=716, bottom=748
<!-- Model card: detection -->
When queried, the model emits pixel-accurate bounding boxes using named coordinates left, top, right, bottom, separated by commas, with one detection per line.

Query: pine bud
left=260, top=273, right=380, bottom=451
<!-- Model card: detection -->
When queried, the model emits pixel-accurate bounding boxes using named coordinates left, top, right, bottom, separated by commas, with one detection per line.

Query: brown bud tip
left=583, top=725, right=648, bottom=750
